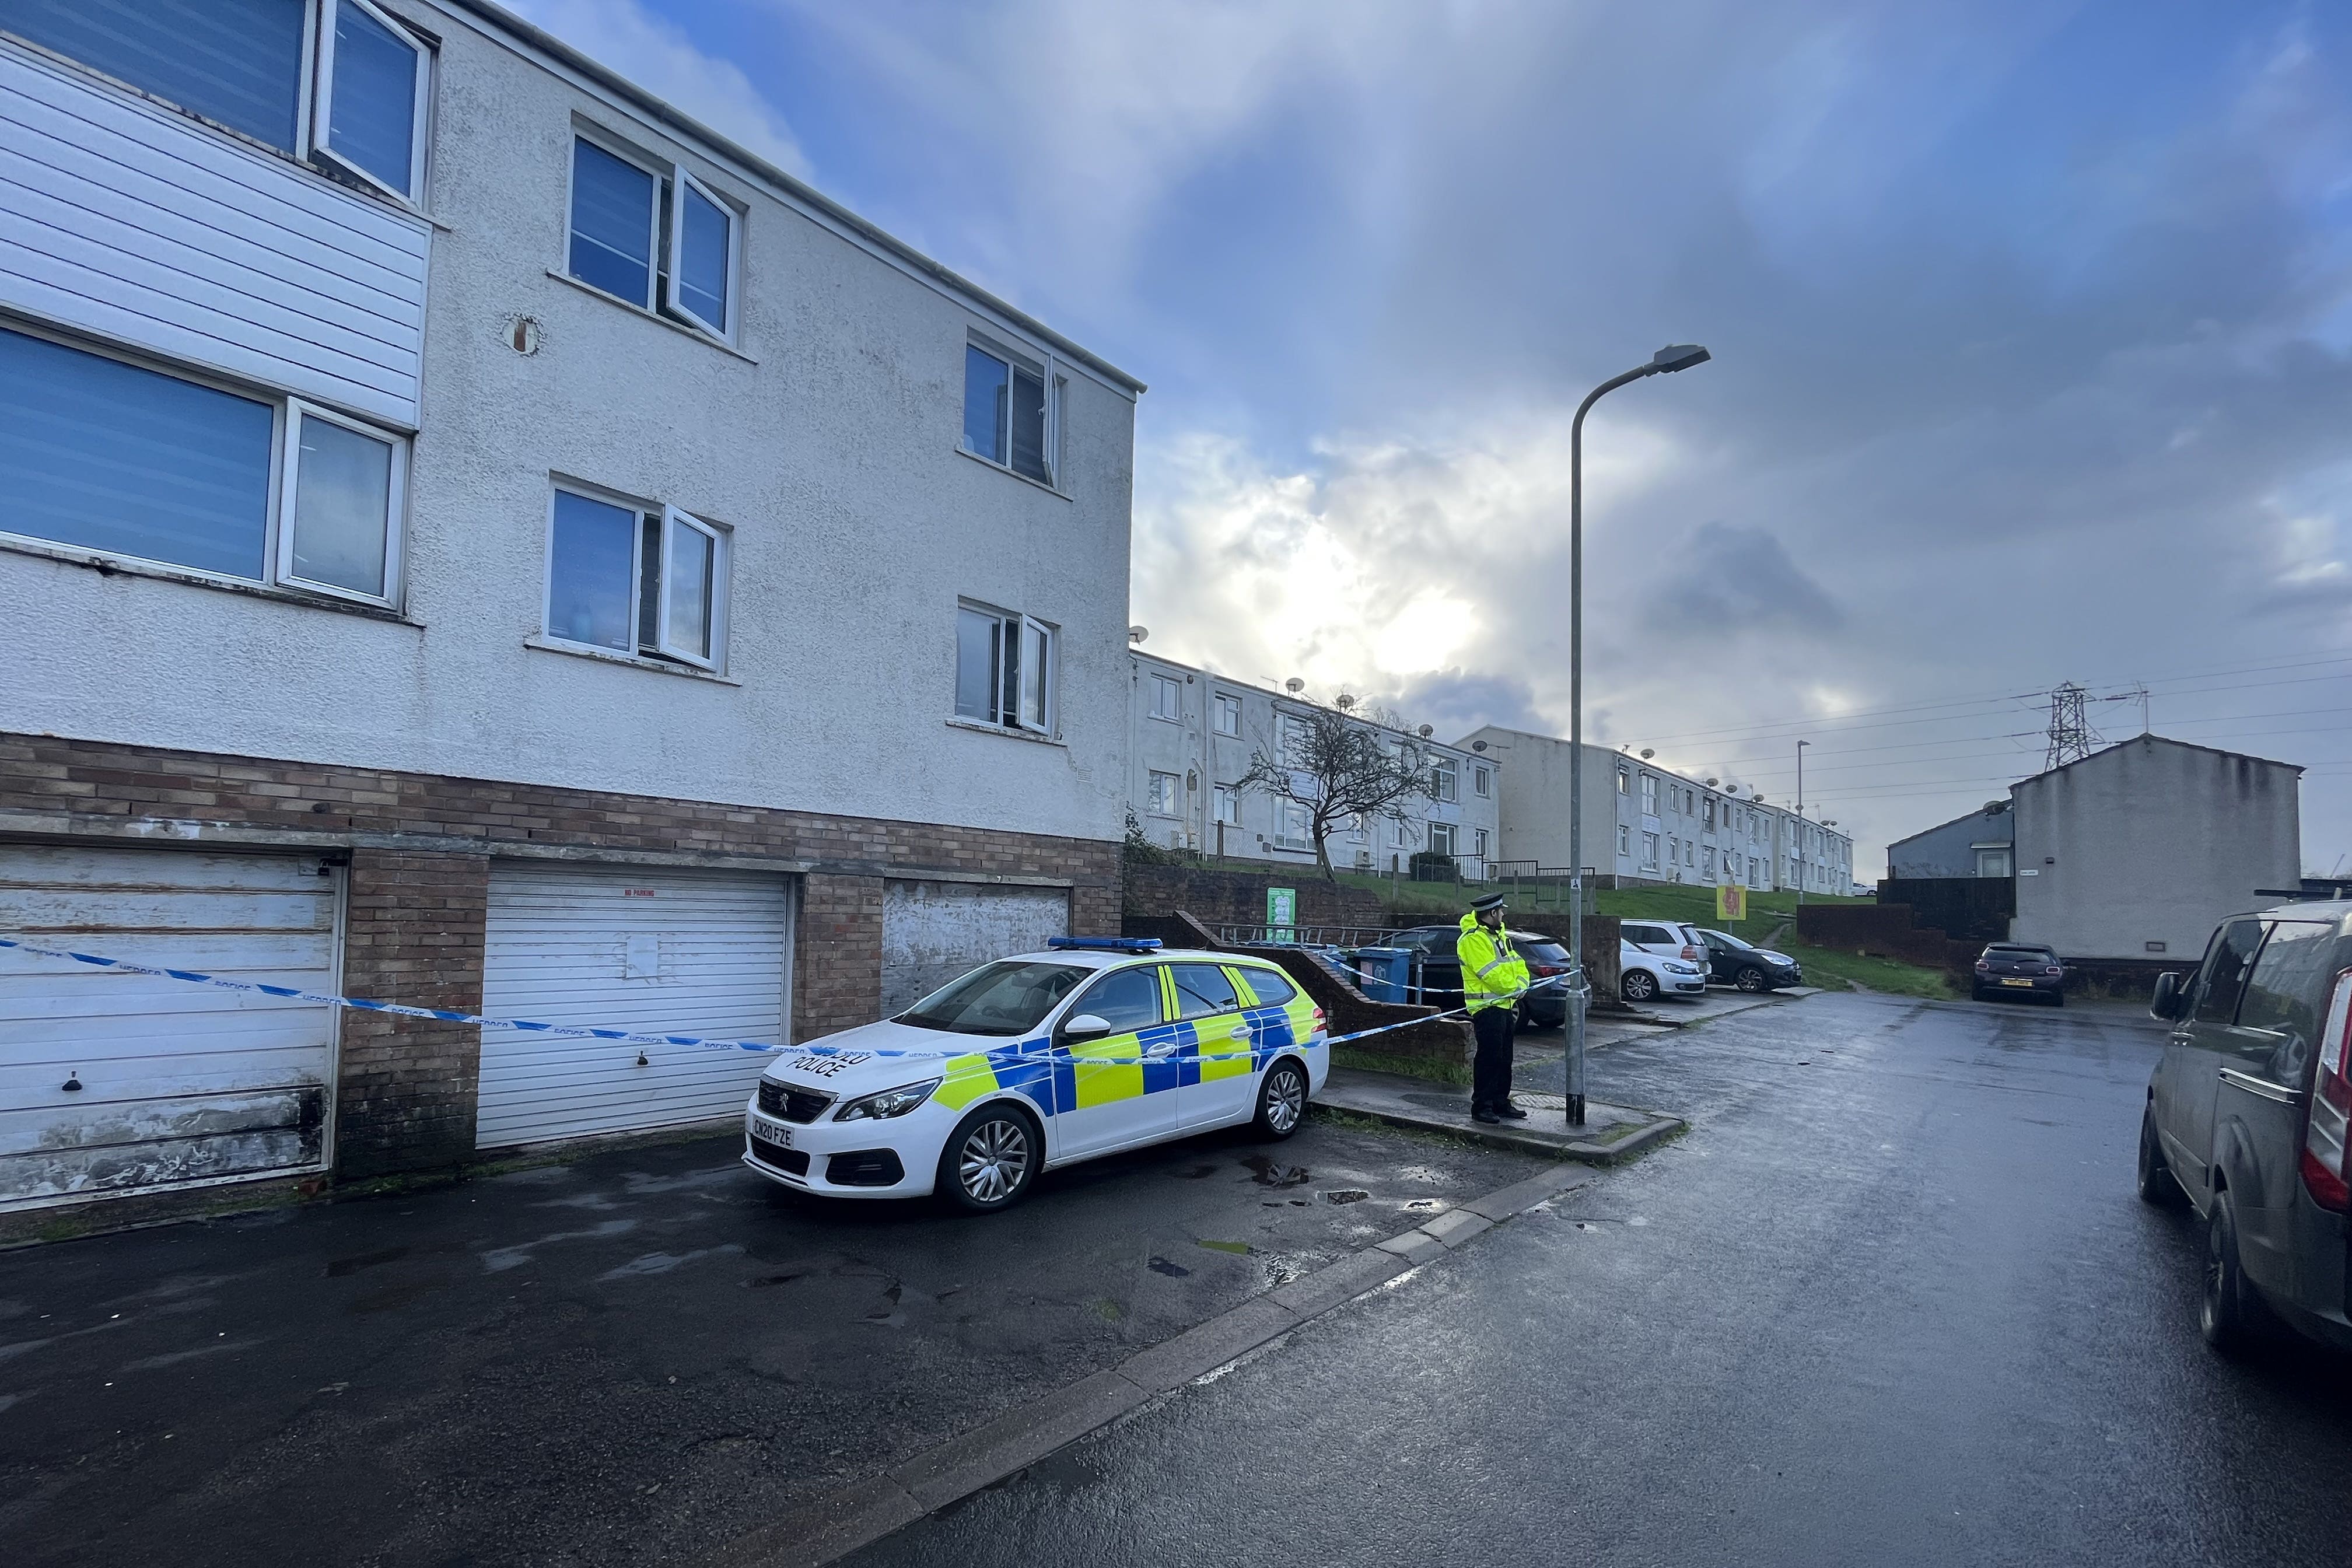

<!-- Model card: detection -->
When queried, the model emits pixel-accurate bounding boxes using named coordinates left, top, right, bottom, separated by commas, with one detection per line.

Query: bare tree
left=1236, top=699, right=1434, bottom=880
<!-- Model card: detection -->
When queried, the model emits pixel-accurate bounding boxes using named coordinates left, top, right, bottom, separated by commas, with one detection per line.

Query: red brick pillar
left=794, top=873, right=884, bottom=1043
left=336, top=849, right=489, bottom=1177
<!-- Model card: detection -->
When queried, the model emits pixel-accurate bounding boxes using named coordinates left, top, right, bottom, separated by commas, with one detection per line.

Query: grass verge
left=1779, top=939, right=1957, bottom=1000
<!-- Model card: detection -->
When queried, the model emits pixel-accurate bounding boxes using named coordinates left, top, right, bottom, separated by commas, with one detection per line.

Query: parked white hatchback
left=1619, top=936, right=1709, bottom=1003
left=742, top=937, right=1328, bottom=1213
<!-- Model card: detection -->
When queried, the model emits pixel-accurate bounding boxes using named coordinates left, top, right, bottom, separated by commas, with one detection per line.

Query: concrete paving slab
left=712, top=1474, right=924, bottom=1568
left=1115, top=1296, right=1303, bottom=1394
left=1460, top=1164, right=1591, bottom=1222
left=1319, top=1066, right=1684, bottom=1165
left=1419, top=1209, right=1493, bottom=1248
left=1373, top=1230, right=1447, bottom=1265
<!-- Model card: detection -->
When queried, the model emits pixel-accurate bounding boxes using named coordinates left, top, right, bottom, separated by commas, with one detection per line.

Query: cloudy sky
left=512, top=0, right=2352, bottom=876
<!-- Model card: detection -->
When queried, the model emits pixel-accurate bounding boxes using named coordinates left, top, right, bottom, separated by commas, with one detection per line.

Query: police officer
left=1456, top=891, right=1530, bottom=1123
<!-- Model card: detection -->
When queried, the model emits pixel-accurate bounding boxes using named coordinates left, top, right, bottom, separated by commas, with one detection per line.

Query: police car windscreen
left=898, top=961, right=1090, bottom=1035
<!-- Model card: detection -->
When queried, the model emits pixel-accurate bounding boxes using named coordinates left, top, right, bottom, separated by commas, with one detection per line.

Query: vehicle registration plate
left=751, top=1116, right=794, bottom=1146
left=2000, top=978, right=2034, bottom=988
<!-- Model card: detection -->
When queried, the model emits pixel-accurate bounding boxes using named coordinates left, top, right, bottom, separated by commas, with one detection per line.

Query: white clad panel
left=0, top=42, right=428, bottom=426
left=880, top=881, right=1070, bottom=1017
left=477, top=865, right=793, bottom=1150
left=0, top=845, right=339, bottom=1209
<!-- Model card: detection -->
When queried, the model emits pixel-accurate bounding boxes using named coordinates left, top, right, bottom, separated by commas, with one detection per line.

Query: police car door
left=1166, top=961, right=1254, bottom=1132
left=1055, top=964, right=1182, bottom=1158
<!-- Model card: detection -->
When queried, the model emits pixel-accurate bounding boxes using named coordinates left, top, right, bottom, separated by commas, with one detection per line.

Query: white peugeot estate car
left=742, top=937, right=1329, bottom=1213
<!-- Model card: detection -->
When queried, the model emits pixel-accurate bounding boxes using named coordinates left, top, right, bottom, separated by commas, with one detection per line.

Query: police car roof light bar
left=1047, top=936, right=1164, bottom=953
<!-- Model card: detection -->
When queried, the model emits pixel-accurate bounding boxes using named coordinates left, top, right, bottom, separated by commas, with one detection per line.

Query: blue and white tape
left=0, top=936, right=1576, bottom=1069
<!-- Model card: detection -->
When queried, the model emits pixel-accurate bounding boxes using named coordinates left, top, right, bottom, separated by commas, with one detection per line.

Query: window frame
left=1150, top=674, right=1183, bottom=722
left=542, top=481, right=732, bottom=673
left=961, top=332, right=1062, bottom=488
left=1212, top=783, right=1240, bottom=825
left=953, top=599, right=1058, bottom=737
left=272, top=396, right=407, bottom=608
left=1275, top=801, right=1313, bottom=850
left=663, top=164, right=741, bottom=340
left=1213, top=693, right=1242, bottom=737
left=653, top=503, right=727, bottom=670
left=1474, top=765, right=1490, bottom=799
left=1429, top=822, right=1457, bottom=858
left=565, top=127, right=664, bottom=312
left=310, top=0, right=433, bottom=205
left=0, top=319, right=412, bottom=608
left=1147, top=770, right=1181, bottom=818
left=1433, top=760, right=1458, bottom=804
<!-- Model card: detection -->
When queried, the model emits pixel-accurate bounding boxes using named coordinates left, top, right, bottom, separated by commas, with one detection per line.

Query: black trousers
left=1472, top=1005, right=1516, bottom=1108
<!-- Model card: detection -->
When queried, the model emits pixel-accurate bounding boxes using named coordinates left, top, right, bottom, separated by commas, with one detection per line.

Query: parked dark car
left=1693, top=928, right=1803, bottom=992
left=1381, top=923, right=1570, bottom=1029
left=1971, top=942, right=2065, bottom=1005
left=2141, top=902, right=2352, bottom=1354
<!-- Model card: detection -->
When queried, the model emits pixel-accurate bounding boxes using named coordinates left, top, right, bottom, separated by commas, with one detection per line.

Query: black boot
left=1472, top=1104, right=1504, bottom=1125
left=1494, top=1099, right=1529, bottom=1120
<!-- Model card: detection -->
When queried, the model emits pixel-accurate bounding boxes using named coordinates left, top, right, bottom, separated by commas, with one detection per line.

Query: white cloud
left=503, top=0, right=813, bottom=178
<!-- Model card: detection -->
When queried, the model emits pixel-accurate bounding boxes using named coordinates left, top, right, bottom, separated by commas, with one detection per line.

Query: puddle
left=1147, top=1256, right=1192, bottom=1279
left=1240, top=1156, right=1311, bottom=1188
left=1196, top=1239, right=1253, bottom=1255
left=1402, top=1199, right=1446, bottom=1214
left=1321, top=1190, right=1370, bottom=1205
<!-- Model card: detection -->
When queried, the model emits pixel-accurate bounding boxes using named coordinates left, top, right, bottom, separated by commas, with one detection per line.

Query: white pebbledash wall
left=0, top=2, right=1138, bottom=847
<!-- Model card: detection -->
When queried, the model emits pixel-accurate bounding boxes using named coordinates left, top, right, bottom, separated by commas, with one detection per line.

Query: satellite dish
left=1418, top=724, right=1433, bottom=737
left=1472, top=740, right=1488, bottom=752
left=1705, top=777, right=1719, bottom=787
left=1639, top=748, right=1655, bottom=760
left=1127, top=625, right=1149, bottom=644
left=1284, top=677, right=1306, bottom=694
left=1335, top=693, right=1357, bottom=710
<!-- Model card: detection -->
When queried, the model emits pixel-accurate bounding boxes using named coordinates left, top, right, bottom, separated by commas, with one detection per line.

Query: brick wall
left=0, top=732, right=1122, bottom=1192
left=337, top=850, right=489, bottom=1175
left=1123, top=862, right=1390, bottom=933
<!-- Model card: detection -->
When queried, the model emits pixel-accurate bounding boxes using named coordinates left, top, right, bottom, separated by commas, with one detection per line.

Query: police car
left=742, top=937, right=1329, bottom=1213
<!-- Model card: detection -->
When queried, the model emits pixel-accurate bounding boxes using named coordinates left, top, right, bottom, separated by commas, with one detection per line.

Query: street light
left=1564, top=343, right=1710, bottom=1128
left=1796, top=739, right=1809, bottom=908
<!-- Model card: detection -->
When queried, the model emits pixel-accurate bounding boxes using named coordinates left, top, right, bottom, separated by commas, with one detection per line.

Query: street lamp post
left=1795, top=739, right=1809, bottom=907
left=1565, top=342, right=1709, bottom=1128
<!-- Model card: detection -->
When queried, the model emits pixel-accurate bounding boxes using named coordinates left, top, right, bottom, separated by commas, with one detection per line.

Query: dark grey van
left=2141, top=902, right=2352, bottom=1353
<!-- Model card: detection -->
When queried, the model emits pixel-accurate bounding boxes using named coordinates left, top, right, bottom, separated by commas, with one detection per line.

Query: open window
left=546, top=485, right=730, bottom=671
left=961, top=337, right=1061, bottom=486
left=566, top=130, right=740, bottom=342
left=276, top=400, right=404, bottom=605
left=955, top=601, right=1058, bottom=736
left=313, top=0, right=430, bottom=201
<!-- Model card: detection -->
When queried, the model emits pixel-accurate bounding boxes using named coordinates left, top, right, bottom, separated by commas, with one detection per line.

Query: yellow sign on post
left=1716, top=883, right=1746, bottom=923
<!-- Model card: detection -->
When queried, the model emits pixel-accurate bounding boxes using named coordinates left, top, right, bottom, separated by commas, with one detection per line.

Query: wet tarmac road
left=849, top=991, right=2352, bottom=1567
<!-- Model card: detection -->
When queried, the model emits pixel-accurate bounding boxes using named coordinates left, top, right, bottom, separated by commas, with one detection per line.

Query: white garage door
left=477, top=864, right=792, bottom=1150
left=880, top=881, right=1070, bottom=1016
left=0, top=845, right=340, bottom=1210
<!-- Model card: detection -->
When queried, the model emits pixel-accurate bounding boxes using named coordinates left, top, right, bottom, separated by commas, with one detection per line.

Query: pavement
left=1316, top=1066, right=1683, bottom=1163
left=0, top=1114, right=1553, bottom=1567
left=844, top=990, right=2352, bottom=1568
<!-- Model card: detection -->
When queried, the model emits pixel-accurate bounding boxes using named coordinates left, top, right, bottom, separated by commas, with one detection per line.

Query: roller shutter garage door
left=0, top=845, right=340, bottom=1210
left=880, top=881, right=1069, bottom=1016
left=476, top=864, right=792, bottom=1150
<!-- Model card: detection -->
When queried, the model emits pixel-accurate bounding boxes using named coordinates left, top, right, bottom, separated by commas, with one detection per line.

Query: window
left=1666, top=836, right=1677, bottom=863
left=1073, top=967, right=1164, bottom=1034
left=1237, top=967, right=1296, bottom=1006
left=1278, top=713, right=1312, bottom=766
left=1703, top=797, right=1716, bottom=829
left=1429, top=822, right=1457, bottom=858
left=963, top=339, right=1060, bottom=485
left=544, top=487, right=728, bottom=669
left=1432, top=761, right=1458, bottom=803
left=1474, top=828, right=1490, bottom=859
left=1474, top=765, right=1490, bottom=798
left=954, top=603, right=1056, bottom=734
left=1276, top=802, right=1312, bottom=850
left=567, top=134, right=739, bottom=338
left=315, top=0, right=429, bottom=200
left=1149, top=673, right=1182, bottom=722
left=1212, top=785, right=1239, bottom=825
left=1685, top=842, right=1695, bottom=867
left=1641, top=775, right=1660, bottom=816
left=1642, top=832, right=1660, bottom=869
left=1975, top=849, right=2011, bottom=878
left=1147, top=771, right=1180, bottom=817
left=1168, top=963, right=1240, bottom=1021
left=1617, top=825, right=1630, bottom=858
left=1702, top=846, right=1716, bottom=877
left=2238, top=923, right=2340, bottom=1075
left=1616, top=768, right=1630, bottom=796
left=0, top=323, right=405, bottom=606
left=2192, top=919, right=2268, bottom=1025
left=5, top=0, right=432, bottom=201
left=1213, top=693, right=1242, bottom=736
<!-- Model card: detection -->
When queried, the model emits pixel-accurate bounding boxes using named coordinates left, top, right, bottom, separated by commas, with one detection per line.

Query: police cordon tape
left=0, top=935, right=1582, bottom=1070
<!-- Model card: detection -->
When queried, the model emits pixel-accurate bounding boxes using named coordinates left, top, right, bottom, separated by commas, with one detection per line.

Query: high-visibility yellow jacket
left=1456, top=914, right=1530, bottom=1013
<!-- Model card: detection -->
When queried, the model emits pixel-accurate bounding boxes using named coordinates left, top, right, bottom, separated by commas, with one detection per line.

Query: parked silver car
left=2141, top=901, right=2352, bottom=1353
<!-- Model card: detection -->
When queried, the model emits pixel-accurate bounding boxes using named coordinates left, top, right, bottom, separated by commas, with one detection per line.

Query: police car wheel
left=937, top=1103, right=1041, bottom=1213
left=1253, top=1060, right=1308, bottom=1140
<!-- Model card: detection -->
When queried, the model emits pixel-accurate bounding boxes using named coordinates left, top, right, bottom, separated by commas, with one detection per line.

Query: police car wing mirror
left=1061, top=1013, right=1113, bottom=1041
